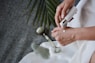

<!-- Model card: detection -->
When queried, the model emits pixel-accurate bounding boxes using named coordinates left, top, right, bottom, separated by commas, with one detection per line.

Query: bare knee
left=89, top=51, right=95, bottom=63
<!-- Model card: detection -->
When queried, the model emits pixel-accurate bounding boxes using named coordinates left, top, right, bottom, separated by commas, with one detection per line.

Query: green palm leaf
left=26, top=0, right=60, bottom=29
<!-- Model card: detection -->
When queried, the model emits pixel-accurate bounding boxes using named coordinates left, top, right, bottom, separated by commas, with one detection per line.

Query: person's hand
left=55, top=0, right=75, bottom=27
left=51, top=27, right=77, bottom=46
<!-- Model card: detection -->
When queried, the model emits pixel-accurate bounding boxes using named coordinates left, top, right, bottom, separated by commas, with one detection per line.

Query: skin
left=52, top=0, right=95, bottom=63
left=89, top=52, right=95, bottom=63
left=51, top=27, right=76, bottom=46
left=51, top=26, right=95, bottom=45
left=55, top=0, right=75, bottom=27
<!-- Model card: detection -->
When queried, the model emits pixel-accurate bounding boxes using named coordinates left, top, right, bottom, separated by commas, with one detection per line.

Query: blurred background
left=0, top=0, right=80, bottom=63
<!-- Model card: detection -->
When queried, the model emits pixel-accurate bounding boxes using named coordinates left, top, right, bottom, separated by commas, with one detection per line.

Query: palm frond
left=26, top=0, right=60, bottom=29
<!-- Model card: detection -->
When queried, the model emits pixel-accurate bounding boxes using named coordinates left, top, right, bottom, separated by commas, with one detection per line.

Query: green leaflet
left=26, top=0, right=60, bottom=29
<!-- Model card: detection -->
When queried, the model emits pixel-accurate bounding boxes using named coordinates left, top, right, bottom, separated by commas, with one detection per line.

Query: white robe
left=19, top=0, right=95, bottom=63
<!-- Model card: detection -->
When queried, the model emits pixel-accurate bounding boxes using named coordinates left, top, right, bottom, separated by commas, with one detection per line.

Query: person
left=51, top=0, right=95, bottom=63
left=19, top=0, right=95, bottom=63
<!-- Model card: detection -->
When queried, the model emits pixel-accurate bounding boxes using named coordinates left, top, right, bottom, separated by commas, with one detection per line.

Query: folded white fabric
left=19, top=41, right=78, bottom=63
left=19, top=40, right=95, bottom=63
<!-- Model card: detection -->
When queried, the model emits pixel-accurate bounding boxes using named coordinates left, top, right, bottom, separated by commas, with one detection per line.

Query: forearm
left=75, top=26, right=95, bottom=40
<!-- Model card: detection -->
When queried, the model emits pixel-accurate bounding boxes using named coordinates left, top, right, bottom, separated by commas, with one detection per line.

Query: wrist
left=65, top=27, right=80, bottom=42
left=74, top=28, right=85, bottom=41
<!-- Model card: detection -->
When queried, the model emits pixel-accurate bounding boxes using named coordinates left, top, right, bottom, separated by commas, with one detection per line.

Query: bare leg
left=89, top=51, right=95, bottom=63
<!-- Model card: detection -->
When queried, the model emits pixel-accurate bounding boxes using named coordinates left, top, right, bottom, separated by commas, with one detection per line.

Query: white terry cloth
left=19, top=0, right=95, bottom=63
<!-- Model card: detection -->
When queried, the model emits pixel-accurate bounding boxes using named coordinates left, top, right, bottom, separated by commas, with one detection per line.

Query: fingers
left=51, top=31, right=64, bottom=46
left=61, top=4, right=70, bottom=19
left=51, top=30, right=63, bottom=42
left=51, top=31, right=58, bottom=38
left=51, top=27, right=61, bottom=33
left=55, top=0, right=75, bottom=27
left=55, top=3, right=65, bottom=27
left=55, top=3, right=70, bottom=27
left=51, top=27, right=60, bottom=37
left=51, top=27, right=63, bottom=39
